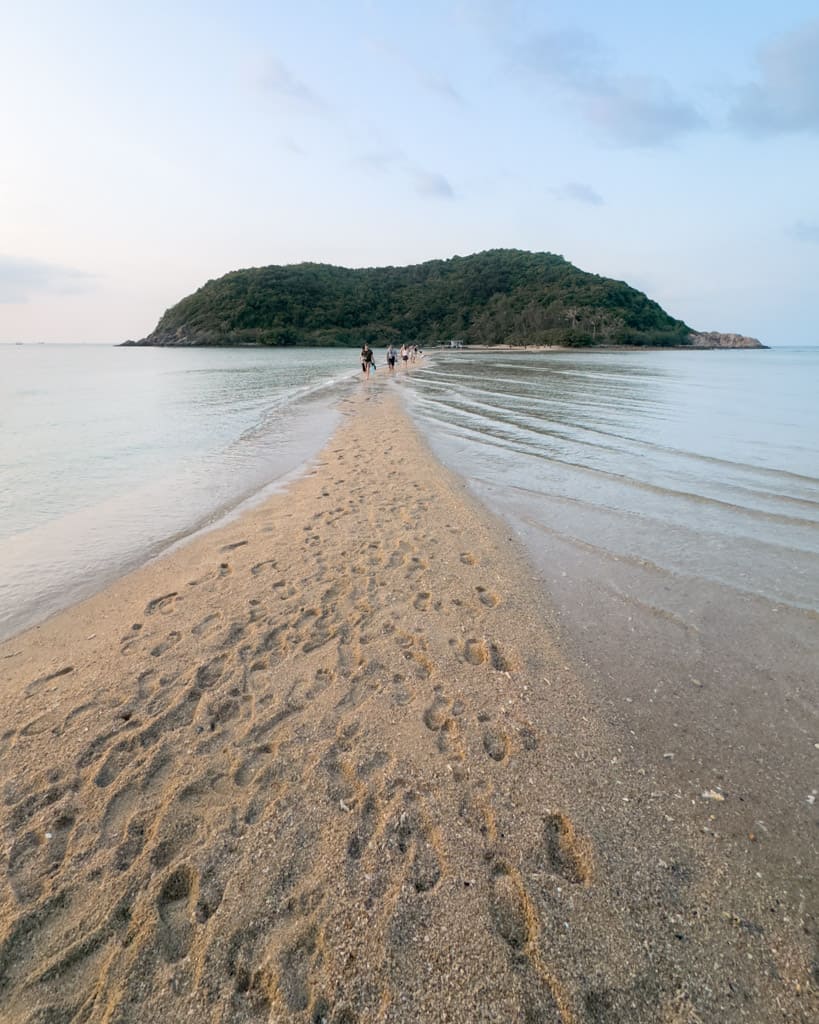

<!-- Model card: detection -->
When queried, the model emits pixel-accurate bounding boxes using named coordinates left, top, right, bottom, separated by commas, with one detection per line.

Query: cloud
left=366, top=37, right=465, bottom=106
left=526, top=28, right=607, bottom=88
left=419, top=72, right=465, bottom=106
left=258, top=57, right=330, bottom=113
left=412, top=170, right=455, bottom=199
left=789, top=220, right=819, bottom=243
left=0, top=256, right=95, bottom=303
left=581, top=76, right=705, bottom=146
left=278, top=135, right=308, bottom=156
left=521, top=30, right=705, bottom=146
left=729, top=21, right=819, bottom=136
left=356, top=146, right=455, bottom=199
left=356, top=146, right=405, bottom=174
left=554, top=182, right=603, bottom=205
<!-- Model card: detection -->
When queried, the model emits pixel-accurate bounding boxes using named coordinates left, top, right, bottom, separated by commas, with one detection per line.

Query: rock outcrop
left=687, top=332, right=766, bottom=349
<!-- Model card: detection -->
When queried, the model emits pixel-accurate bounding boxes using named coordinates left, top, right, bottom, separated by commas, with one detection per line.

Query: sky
left=2, top=0, right=818, bottom=345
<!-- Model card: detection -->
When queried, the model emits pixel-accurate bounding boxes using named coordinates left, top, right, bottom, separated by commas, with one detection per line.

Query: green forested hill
left=131, top=249, right=693, bottom=347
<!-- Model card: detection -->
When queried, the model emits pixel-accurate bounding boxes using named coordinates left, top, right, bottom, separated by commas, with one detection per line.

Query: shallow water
left=402, top=347, right=819, bottom=613
left=0, top=345, right=360, bottom=640
left=402, top=347, right=819, bottom=861
left=3, top=341, right=817, bottom=864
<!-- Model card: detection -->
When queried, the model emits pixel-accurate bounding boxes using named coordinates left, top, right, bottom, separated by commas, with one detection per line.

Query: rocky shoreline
left=686, top=331, right=766, bottom=349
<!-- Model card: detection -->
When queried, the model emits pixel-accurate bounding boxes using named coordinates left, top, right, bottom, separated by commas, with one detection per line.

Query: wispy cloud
left=520, top=30, right=705, bottom=147
left=789, top=220, right=819, bottom=243
left=258, top=57, right=330, bottom=113
left=419, top=71, right=465, bottom=106
left=356, top=145, right=455, bottom=200
left=278, top=135, right=308, bottom=156
left=366, top=37, right=465, bottom=106
left=0, top=256, right=95, bottom=303
left=412, top=170, right=455, bottom=199
left=356, top=145, right=405, bottom=174
left=729, top=21, right=819, bottom=136
left=554, top=182, right=603, bottom=206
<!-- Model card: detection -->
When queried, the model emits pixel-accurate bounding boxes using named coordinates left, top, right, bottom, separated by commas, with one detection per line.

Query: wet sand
left=0, top=387, right=815, bottom=1022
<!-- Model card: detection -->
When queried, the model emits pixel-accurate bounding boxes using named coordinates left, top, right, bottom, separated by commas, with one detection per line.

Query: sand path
left=0, top=387, right=815, bottom=1022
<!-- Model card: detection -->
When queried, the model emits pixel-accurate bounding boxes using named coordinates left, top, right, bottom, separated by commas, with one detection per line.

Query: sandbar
left=0, top=388, right=815, bottom=1022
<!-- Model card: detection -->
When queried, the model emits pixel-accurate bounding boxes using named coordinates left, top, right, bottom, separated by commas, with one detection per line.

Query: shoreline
left=0, top=361, right=351, bottom=646
left=1, top=388, right=815, bottom=1022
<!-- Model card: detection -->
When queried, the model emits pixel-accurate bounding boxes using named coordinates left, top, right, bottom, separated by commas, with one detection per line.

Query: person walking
left=386, top=344, right=397, bottom=372
left=360, top=343, right=374, bottom=378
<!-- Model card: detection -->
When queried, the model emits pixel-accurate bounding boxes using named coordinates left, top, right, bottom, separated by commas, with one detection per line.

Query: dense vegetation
left=133, top=249, right=693, bottom=348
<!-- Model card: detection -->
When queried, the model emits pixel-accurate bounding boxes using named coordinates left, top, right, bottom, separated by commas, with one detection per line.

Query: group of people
left=359, top=343, right=423, bottom=377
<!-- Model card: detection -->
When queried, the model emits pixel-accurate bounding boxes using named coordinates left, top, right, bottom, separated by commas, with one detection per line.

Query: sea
left=3, top=345, right=817, bottom=794
left=3, top=344, right=817, bottom=634
left=0, top=345, right=355, bottom=642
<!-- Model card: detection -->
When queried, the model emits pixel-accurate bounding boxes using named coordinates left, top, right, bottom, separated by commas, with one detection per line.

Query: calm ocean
left=401, top=347, right=819, bottom=613
left=0, top=345, right=358, bottom=641
left=2, top=345, right=817, bottom=678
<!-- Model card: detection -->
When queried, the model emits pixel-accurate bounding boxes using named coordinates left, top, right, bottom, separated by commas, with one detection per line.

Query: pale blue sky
left=2, top=1, right=818, bottom=343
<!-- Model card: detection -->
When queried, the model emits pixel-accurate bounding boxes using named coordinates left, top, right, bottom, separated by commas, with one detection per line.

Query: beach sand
left=0, top=387, right=815, bottom=1023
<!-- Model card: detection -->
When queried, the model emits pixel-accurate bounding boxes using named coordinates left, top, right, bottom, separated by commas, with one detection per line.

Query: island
left=124, top=249, right=765, bottom=349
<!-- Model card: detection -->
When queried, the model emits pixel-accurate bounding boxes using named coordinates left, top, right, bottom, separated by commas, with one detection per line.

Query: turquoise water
left=0, top=345, right=360, bottom=640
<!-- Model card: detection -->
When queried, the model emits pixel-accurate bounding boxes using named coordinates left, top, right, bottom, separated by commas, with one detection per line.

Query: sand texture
left=0, top=389, right=815, bottom=1023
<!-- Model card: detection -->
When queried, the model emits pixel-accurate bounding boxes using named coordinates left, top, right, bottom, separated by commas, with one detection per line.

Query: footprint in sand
left=483, top=726, right=510, bottom=763
left=423, top=692, right=452, bottom=732
left=120, top=623, right=143, bottom=653
left=413, top=591, right=431, bottom=611
left=462, top=637, right=518, bottom=671
left=150, top=631, right=181, bottom=657
left=114, top=816, right=147, bottom=872
left=7, top=830, right=45, bottom=902
left=157, top=864, right=197, bottom=962
left=459, top=783, right=498, bottom=843
left=144, top=592, right=178, bottom=616
left=188, top=563, right=232, bottom=587
left=375, top=801, right=445, bottom=898
left=221, top=540, right=249, bottom=552
left=405, top=555, right=428, bottom=576
left=460, top=552, right=479, bottom=565
left=101, top=782, right=138, bottom=845
left=519, top=725, right=539, bottom=751
left=437, top=718, right=465, bottom=762
left=347, top=792, right=382, bottom=860
left=192, top=613, right=221, bottom=637
left=24, top=665, right=73, bottom=698
left=18, top=707, right=63, bottom=738
left=489, top=861, right=537, bottom=951
left=543, top=812, right=593, bottom=886
left=195, top=655, right=228, bottom=689
left=476, top=585, right=500, bottom=608
left=234, top=745, right=274, bottom=787
left=489, top=642, right=518, bottom=672
left=277, top=924, right=323, bottom=1013
left=463, top=638, right=488, bottom=665
left=397, top=633, right=435, bottom=679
